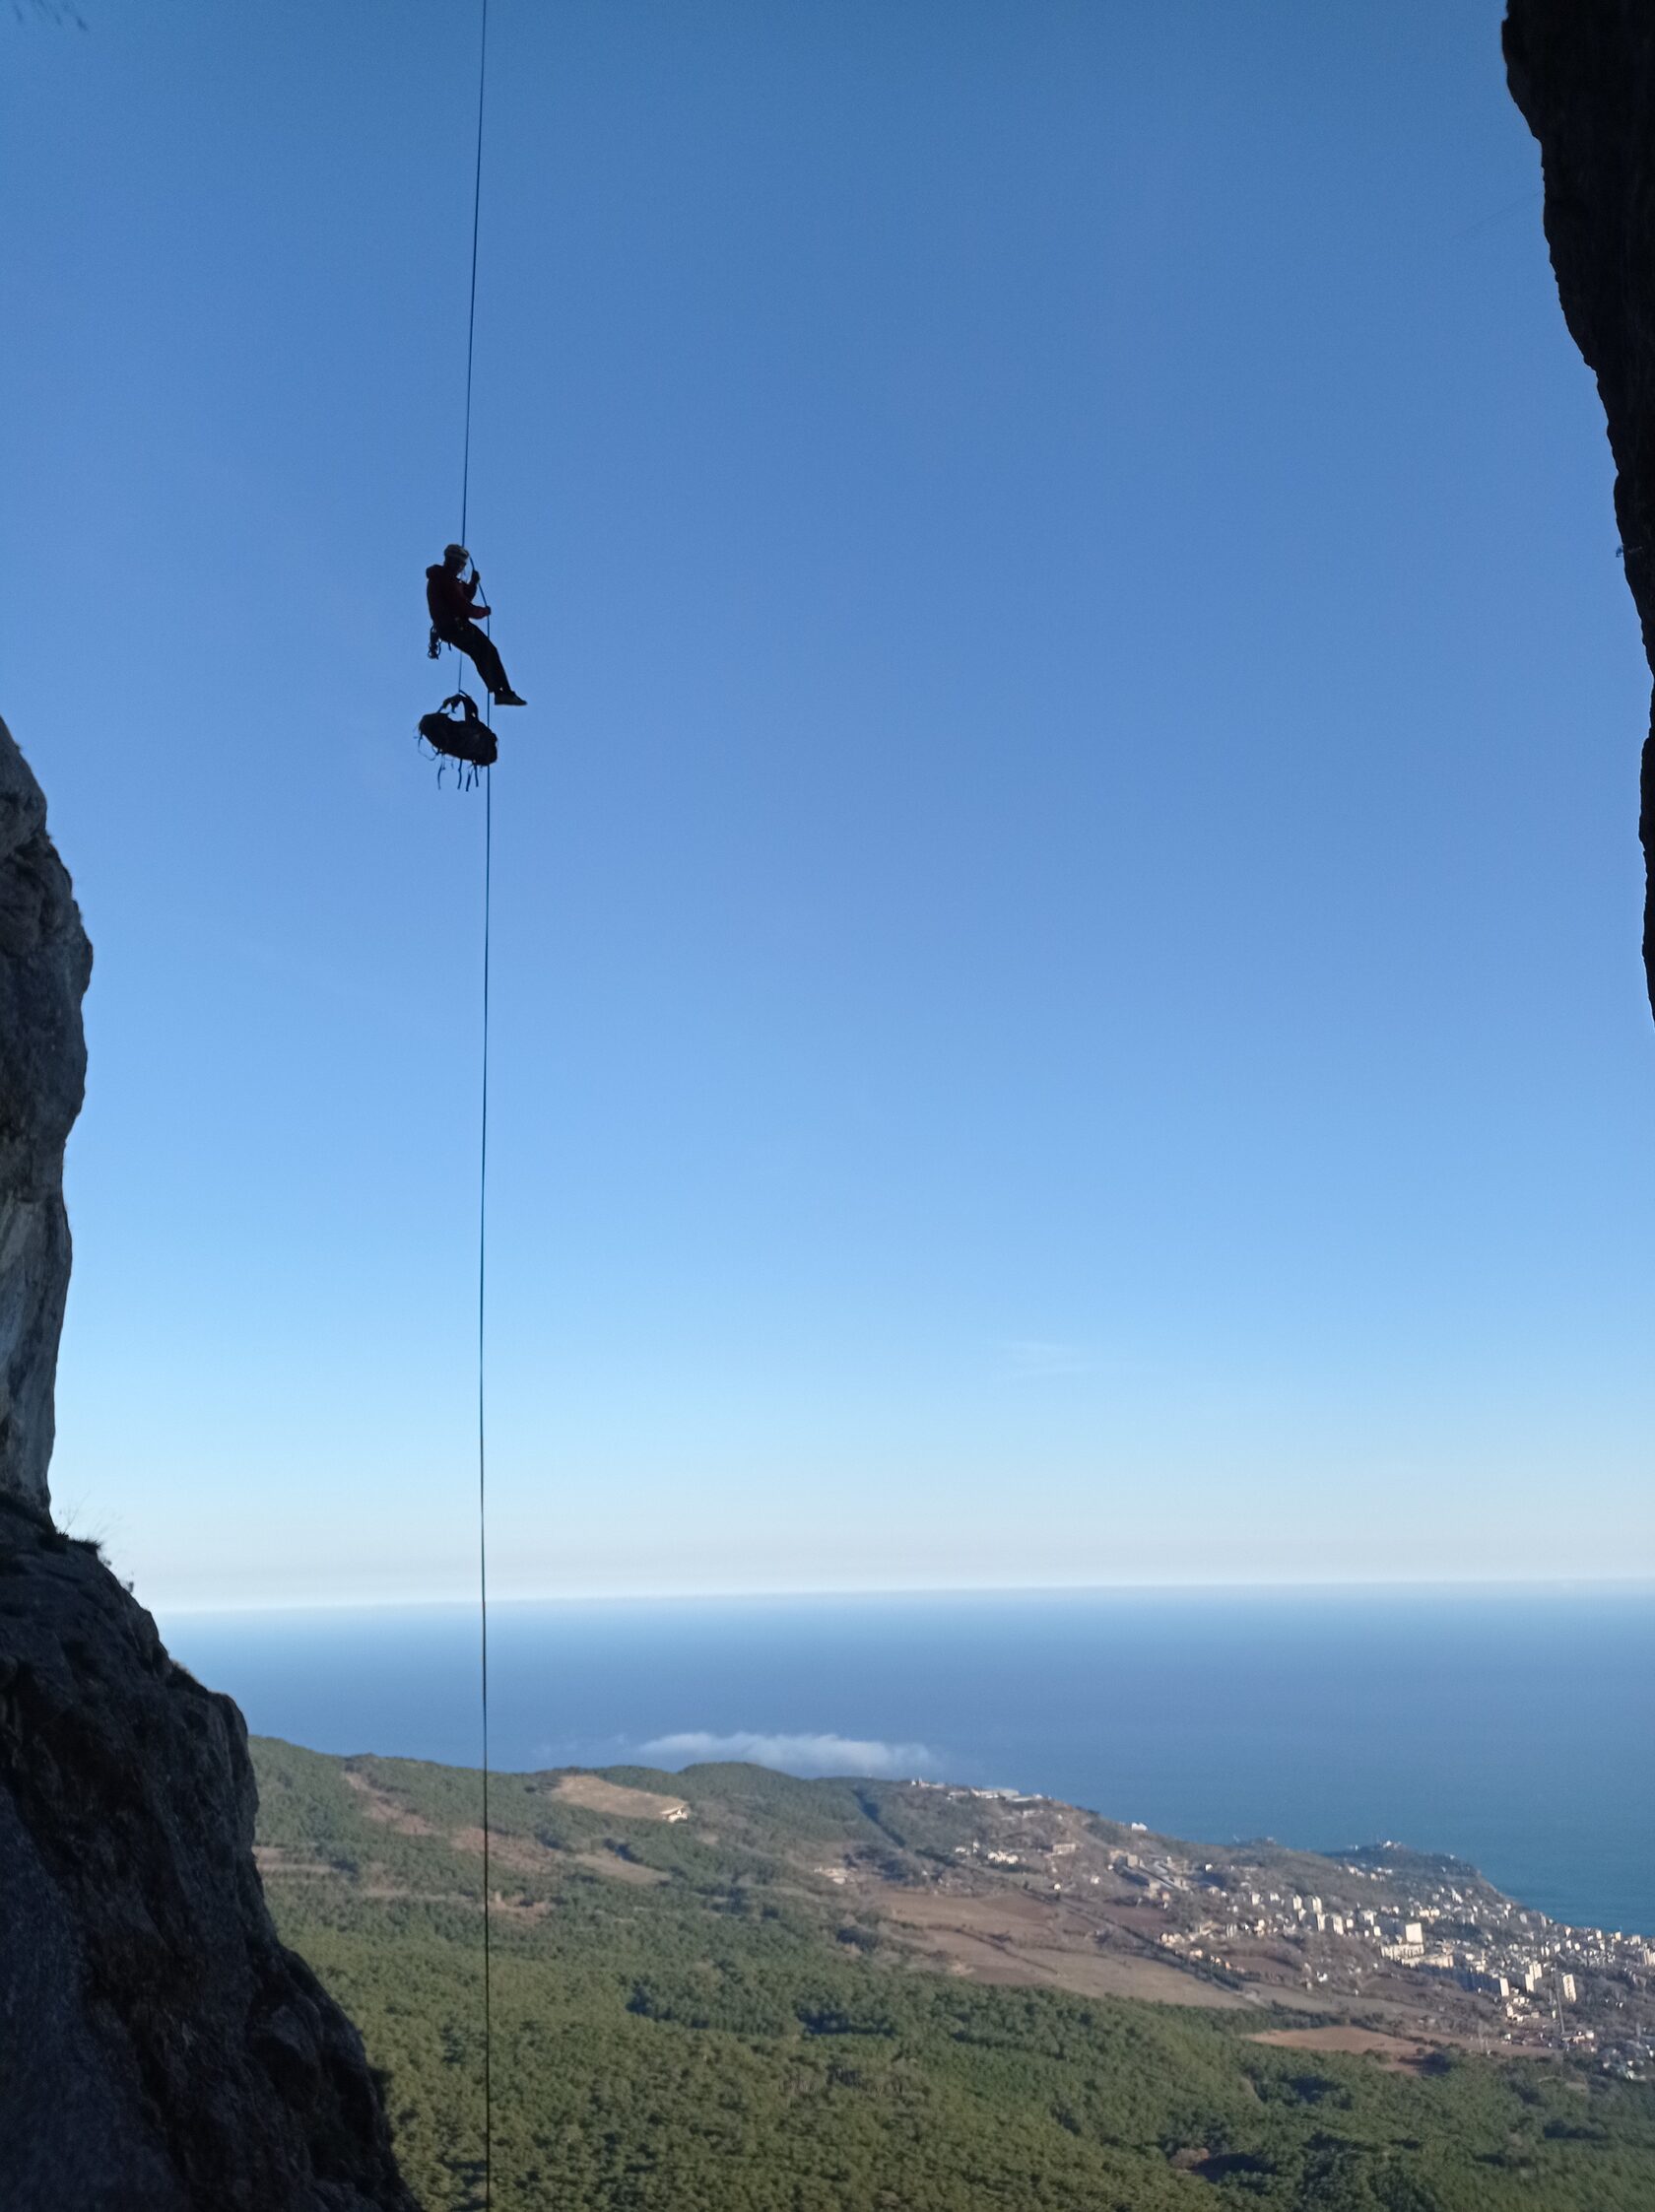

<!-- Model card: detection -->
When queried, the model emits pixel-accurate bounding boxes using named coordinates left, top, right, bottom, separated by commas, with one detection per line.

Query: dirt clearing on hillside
left=343, top=1767, right=437, bottom=1835
left=1251, top=2026, right=1436, bottom=2070
left=869, top=1887, right=1252, bottom=2010
left=549, top=1774, right=690, bottom=1823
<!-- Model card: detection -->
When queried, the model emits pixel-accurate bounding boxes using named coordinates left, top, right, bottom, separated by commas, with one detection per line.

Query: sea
left=159, top=1585, right=1655, bottom=1938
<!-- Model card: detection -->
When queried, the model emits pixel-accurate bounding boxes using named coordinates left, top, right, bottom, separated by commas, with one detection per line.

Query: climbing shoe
left=494, top=690, right=527, bottom=706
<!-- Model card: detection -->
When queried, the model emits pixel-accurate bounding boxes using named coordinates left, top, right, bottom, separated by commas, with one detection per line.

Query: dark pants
left=437, top=620, right=510, bottom=698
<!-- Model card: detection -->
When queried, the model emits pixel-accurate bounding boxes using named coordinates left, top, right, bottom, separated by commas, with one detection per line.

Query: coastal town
left=834, top=1780, right=1655, bottom=2080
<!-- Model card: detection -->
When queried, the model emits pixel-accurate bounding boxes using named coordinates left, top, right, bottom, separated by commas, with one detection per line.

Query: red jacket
left=427, top=565, right=479, bottom=630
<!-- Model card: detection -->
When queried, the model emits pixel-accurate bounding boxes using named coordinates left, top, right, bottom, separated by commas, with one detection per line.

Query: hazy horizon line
left=151, top=1571, right=1655, bottom=1621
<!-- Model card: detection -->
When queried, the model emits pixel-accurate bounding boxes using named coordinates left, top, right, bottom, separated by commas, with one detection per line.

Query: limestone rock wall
left=0, top=717, right=90, bottom=1510
left=1504, top=3, right=1655, bottom=1017
left=0, top=1499, right=421, bottom=2211
left=0, top=719, right=418, bottom=2209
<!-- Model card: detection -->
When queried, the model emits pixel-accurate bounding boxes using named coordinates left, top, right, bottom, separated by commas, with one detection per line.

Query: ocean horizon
left=161, top=1582, right=1655, bottom=1938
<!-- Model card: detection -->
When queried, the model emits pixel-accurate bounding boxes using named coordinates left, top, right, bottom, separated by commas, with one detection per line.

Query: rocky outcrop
left=1504, top=4, right=1655, bottom=1018
left=0, top=720, right=418, bottom=2210
left=0, top=1502, right=421, bottom=2210
left=0, top=717, right=90, bottom=1511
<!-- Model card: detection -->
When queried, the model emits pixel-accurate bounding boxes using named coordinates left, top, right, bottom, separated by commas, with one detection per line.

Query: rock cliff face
left=0, top=718, right=90, bottom=1512
left=0, top=719, right=418, bottom=2210
left=1504, top=3, right=1655, bottom=1018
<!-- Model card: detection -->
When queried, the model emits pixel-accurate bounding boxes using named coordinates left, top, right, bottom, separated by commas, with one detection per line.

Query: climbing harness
left=428, top=564, right=489, bottom=665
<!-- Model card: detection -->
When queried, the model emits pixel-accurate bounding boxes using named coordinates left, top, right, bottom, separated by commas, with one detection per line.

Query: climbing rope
left=458, top=2, right=494, bottom=2205
left=476, top=760, right=494, bottom=2212
left=461, top=0, right=488, bottom=552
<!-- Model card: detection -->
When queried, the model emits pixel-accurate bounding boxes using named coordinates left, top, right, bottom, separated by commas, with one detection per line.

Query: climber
left=425, top=544, right=526, bottom=706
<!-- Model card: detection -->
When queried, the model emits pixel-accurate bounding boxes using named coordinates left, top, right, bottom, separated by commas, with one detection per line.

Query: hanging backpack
left=417, top=692, right=497, bottom=785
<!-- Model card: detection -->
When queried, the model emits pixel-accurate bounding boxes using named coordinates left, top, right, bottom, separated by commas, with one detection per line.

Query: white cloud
left=639, top=1729, right=940, bottom=1779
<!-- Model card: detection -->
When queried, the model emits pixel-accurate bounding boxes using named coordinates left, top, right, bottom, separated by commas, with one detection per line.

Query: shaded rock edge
left=0, top=719, right=419, bottom=2210
left=0, top=715, right=90, bottom=1512
left=0, top=1502, right=419, bottom=2211
left=1504, top=2, right=1655, bottom=1018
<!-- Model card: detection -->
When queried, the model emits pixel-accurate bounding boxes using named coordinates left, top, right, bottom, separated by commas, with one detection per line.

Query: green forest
left=251, top=1740, right=1655, bottom=2211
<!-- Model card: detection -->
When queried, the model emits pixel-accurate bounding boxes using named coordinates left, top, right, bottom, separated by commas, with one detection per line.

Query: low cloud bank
left=640, top=1729, right=940, bottom=1779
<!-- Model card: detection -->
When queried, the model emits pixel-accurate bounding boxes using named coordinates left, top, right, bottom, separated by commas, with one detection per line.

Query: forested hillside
left=251, top=1740, right=1655, bottom=2210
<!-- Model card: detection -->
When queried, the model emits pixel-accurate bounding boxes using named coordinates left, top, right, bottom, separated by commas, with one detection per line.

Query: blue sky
left=4, top=0, right=1652, bottom=1608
